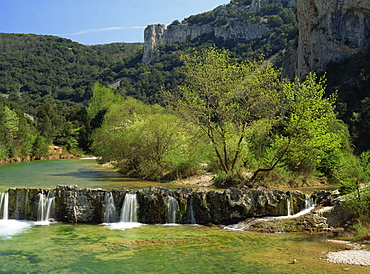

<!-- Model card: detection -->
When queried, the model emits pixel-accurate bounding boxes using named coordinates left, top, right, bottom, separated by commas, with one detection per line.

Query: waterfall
left=120, top=194, right=138, bottom=223
left=36, top=192, right=55, bottom=224
left=104, top=192, right=117, bottom=223
left=73, top=206, right=78, bottom=223
left=167, top=196, right=178, bottom=224
left=226, top=195, right=316, bottom=231
left=0, top=193, right=4, bottom=220
left=305, top=195, right=314, bottom=209
left=0, top=192, right=9, bottom=220
left=188, top=196, right=196, bottom=225
left=0, top=192, right=33, bottom=239
left=286, top=198, right=291, bottom=216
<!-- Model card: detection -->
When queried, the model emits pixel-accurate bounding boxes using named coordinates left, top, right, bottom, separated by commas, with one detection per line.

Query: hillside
left=0, top=0, right=369, bottom=157
left=0, top=33, right=143, bottom=116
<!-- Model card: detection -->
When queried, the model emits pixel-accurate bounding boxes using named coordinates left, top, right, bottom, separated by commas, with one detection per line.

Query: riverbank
left=0, top=154, right=77, bottom=165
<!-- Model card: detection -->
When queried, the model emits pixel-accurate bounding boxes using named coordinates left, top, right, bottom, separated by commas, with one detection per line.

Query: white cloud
left=69, top=26, right=145, bottom=36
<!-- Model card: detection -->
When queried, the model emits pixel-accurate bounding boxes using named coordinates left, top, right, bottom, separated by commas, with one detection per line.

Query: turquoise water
left=0, top=159, right=186, bottom=191
left=0, top=222, right=366, bottom=273
left=0, top=160, right=366, bottom=273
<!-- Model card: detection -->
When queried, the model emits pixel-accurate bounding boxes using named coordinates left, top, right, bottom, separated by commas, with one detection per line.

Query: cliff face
left=142, top=22, right=268, bottom=63
left=142, top=0, right=297, bottom=63
left=143, top=0, right=369, bottom=78
left=295, top=0, right=370, bottom=78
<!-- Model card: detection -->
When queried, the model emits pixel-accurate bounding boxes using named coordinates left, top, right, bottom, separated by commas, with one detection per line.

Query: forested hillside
left=0, top=0, right=369, bottom=184
left=0, top=33, right=143, bottom=158
left=0, top=33, right=142, bottom=116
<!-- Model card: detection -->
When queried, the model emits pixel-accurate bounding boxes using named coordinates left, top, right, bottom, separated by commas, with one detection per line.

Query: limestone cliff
left=294, top=0, right=370, bottom=78
left=142, top=0, right=296, bottom=63
left=142, top=22, right=268, bottom=63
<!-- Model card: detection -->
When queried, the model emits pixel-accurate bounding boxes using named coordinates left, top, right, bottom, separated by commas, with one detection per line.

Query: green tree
left=336, top=152, right=370, bottom=227
left=87, top=82, right=124, bottom=121
left=248, top=73, right=343, bottom=182
left=164, top=47, right=281, bottom=178
left=92, top=98, right=203, bottom=180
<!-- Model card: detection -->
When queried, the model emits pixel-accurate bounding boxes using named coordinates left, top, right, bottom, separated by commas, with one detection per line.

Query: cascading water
left=305, top=194, right=315, bottom=209
left=108, top=193, right=141, bottom=230
left=0, top=191, right=32, bottom=238
left=286, top=198, right=291, bottom=216
left=188, top=196, right=196, bottom=225
left=36, top=192, right=55, bottom=224
left=104, top=192, right=117, bottom=223
left=0, top=192, right=8, bottom=220
left=167, top=196, right=178, bottom=224
left=226, top=195, right=316, bottom=231
left=120, top=193, right=138, bottom=223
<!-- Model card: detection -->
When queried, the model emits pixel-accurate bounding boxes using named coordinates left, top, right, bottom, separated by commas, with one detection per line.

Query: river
left=0, top=159, right=366, bottom=273
left=0, top=158, right=186, bottom=192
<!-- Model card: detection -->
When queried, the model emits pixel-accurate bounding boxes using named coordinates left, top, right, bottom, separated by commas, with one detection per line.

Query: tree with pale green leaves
left=248, top=73, right=344, bottom=183
left=92, top=98, right=205, bottom=180
left=164, top=47, right=281, bottom=178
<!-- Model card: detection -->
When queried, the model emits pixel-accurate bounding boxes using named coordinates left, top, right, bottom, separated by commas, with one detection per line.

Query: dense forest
left=0, top=1, right=369, bottom=196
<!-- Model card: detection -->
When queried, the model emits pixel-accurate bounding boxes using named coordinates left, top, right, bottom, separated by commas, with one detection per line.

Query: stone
left=293, top=0, right=370, bottom=78
left=4, top=186, right=310, bottom=225
left=142, top=0, right=297, bottom=63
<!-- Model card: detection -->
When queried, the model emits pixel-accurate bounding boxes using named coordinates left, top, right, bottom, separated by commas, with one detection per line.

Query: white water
left=107, top=193, right=141, bottom=230
left=188, top=196, right=196, bottom=224
left=1, top=192, right=8, bottom=220
left=120, top=194, right=138, bottom=222
left=0, top=192, right=32, bottom=238
left=226, top=195, right=316, bottom=231
left=167, top=196, right=178, bottom=224
left=104, top=192, right=117, bottom=223
left=286, top=198, right=291, bottom=216
left=35, top=192, right=55, bottom=225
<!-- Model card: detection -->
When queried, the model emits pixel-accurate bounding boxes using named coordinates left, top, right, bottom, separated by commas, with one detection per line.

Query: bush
left=213, top=171, right=246, bottom=188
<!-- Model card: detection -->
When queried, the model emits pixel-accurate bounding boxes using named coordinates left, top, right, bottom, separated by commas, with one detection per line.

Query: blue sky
left=1, top=0, right=229, bottom=45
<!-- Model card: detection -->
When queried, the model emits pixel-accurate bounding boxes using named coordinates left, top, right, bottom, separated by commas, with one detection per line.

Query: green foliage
left=0, top=34, right=142, bottom=115
left=281, top=73, right=340, bottom=173
left=165, top=47, right=281, bottom=180
left=0, top=99, right=45, bottom=160
left=87, top=82, right=125, bottom=120
left=337, top=152, right=370, bottom=196
left=92, top=98, right=204, bottom=180
left=31, top=135, right=49, bottom=158
left=244, top=73, right=346, bottom=184
left=213, top=171, right=246, bottom=188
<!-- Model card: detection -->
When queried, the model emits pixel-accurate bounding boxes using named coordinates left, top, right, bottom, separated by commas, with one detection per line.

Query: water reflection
left=0, top=159, right=200, bottom=191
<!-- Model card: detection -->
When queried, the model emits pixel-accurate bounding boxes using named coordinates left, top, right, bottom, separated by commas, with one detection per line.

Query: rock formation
left=142, top=0, right=297, bottom=63
left=142, top=22, right=268, bottom=63
left=5, top=185, right=308, bottom=225
left=142, top=0, right=370, bottom=79
left=228, top=190, right=352, bottom=233
left=287, top=0, right=370, bottom=78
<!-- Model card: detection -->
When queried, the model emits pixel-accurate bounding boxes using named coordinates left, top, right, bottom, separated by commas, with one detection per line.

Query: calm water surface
left=0, top=160, right=365, bottom=273
left=0, top=159, right=187, bottom=191
left=0, top=223, right=366, bottom=273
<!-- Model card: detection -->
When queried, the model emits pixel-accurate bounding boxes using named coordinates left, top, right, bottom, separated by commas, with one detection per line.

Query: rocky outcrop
left=142, top=22, right=268, bottom=63
left=228, top=190, right=353, bottom=233
left=5, top=186, right=309, bottom=225
left=142, top=0, right=299, bottom=63
left=293, top=0, right=370, bottom=78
